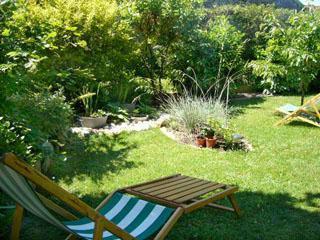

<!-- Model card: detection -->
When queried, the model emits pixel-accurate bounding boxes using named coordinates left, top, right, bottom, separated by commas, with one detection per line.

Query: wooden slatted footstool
left=121, top=174, right=241, bottom=216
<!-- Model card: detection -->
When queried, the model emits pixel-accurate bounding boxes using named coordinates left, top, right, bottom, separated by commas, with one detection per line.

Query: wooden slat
left=185, top=187, right=238, bottom=213
left=124, top=174, right=181, bottom=191
left=174, top=183, right=225, bottom=203
left=156, top=180, right=211, bottom=199
left=144, top=178, right=203, bottom=195
left=167, top=182, right=221, bottom=201
left=123, top=188, right=182, bottom=208
left=133, top=175, right=187, bottom=192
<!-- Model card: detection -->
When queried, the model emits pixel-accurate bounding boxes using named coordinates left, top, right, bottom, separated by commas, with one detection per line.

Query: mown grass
left=1, top=95, right=320, bottom=239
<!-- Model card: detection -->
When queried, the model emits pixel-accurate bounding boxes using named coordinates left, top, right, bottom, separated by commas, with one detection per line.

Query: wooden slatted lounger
left=0, top=153, right=241, bottom=240
left=275, top=93, right=320, bottom=127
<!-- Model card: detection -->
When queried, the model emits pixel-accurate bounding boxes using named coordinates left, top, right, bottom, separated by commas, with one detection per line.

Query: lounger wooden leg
left=227, top=194, right=241, bottom=217
left=154, top=207, right=184, bottom=240
left=11, top=204, right=24, bottom=240
left=276, top=115, right=292, bottom=126
left=93, top=218, right=104, bottom=240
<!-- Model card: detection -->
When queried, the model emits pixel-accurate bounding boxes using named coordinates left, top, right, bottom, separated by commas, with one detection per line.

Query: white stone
left=70, top=113, right=170, bottom=136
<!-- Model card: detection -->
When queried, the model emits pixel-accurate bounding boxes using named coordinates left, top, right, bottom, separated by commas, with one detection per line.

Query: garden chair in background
left=275, top=93, right=320, bottom=127
left=0, top=153, right=240, bottom=240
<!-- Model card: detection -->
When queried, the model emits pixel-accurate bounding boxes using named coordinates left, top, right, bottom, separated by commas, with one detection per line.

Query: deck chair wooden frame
left=1, top=153, right=240, bottom=240
left=276, top=93, right=320, bottom=128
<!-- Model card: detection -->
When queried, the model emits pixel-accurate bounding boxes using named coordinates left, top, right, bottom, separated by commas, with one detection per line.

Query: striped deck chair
left=0, top=153, right=241, bottom=240
left=0, top=153, right=178, bottom=240
left=275, top=93, right=320, bottom=128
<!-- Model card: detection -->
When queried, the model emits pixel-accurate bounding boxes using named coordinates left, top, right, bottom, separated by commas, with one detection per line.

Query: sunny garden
left=0, top=0, right=320, bottom=239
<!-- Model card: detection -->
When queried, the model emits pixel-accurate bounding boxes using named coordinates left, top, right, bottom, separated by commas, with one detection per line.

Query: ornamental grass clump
left=163, top=94, right=228, bottom=133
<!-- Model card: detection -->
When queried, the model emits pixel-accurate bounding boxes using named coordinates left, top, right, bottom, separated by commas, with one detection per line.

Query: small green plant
left=207, top=117, right=234, bottom=147
left=202, top=125, right=215, bottom=138
left=196, top=127, right=206, bottom=139
left=90, top=110, right=107, bottom=118
left=78, top=85, right=99, bottom=117
left=107, top=103, right=129, bottom=123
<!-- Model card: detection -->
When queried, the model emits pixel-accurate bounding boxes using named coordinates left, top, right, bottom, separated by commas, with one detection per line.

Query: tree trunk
left=300, top=82, right=305, bottom=106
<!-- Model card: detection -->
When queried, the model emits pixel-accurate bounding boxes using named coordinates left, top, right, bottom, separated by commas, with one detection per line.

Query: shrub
left=8, top=91, right=73, bottom=149
left=1, top=0, right=135, bottom=109
left=163, top=94, right=228, bottom=133
left=0, top=116, right=42, bottom=164
left=0, top=116, right=31, bottom=157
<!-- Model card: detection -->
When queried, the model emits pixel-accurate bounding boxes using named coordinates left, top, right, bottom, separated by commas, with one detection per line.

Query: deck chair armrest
left=2, top=153, right=136, bottom=240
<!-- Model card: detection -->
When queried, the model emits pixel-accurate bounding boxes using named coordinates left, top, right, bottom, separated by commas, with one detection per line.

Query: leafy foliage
left=125, top=0, right=204, bottom=95
left=7, top=91, right=71, bottom=149
left=0, top=116, right=33, bottom=159
left=0, top=0, right=134, bottom=109
left=249, top=10, right=320, bottom=103
left=2, top=91, right=73, bottom=166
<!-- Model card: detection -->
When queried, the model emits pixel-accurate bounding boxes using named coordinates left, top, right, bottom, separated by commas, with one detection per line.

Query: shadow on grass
left=230, top=97, right=266, bottom=117
left=51, top=132, right=140, bottom=184
left=284, top=120, right=320, bottom=129
left=1, top=190, right=320, bottom=239
left=301, top=192, right=320, bottom=208
left=169, top=190, right=320, bottom=239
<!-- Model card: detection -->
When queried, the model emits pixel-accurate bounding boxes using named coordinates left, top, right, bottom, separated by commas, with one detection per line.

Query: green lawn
left=1, top=95, right=320, bottom=239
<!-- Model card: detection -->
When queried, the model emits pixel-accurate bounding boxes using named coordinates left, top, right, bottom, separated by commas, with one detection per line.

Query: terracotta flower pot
left=206, top=137, right=217, bottom=148
left=195, top=137, right=206, bottom=147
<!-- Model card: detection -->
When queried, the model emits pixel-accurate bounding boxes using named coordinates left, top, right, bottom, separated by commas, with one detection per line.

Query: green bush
left=1, top=0, right=136, bottom=108
left=8, top=91, right=73, bottom=150
left=0, top=116, right=30, bottom=157
left=0, top=116, right=40, bottom=162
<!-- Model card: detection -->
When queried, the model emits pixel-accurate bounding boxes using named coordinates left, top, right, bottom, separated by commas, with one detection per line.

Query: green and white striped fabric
left=278, top=104, right=299, bottom=114
left=64, top=192, right=174, bottom=240
left=0, top=162, right=70, bottom=231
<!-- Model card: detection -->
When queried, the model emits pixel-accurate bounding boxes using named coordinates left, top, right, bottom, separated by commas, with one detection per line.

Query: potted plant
left=78, top=84, right=108, bottom=128
left=201, top=125, right=216, bottom=148
left=80, top=109, right=108, bottom=128
left=195, top=128, right=206, bottom=147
